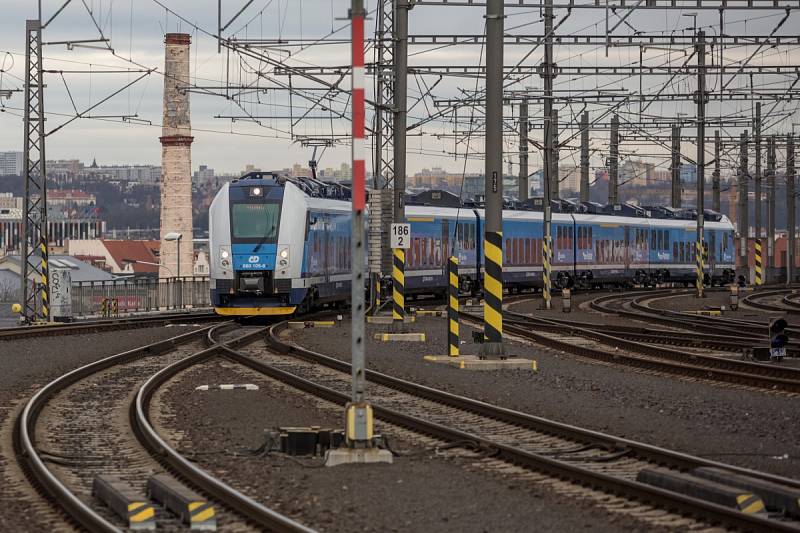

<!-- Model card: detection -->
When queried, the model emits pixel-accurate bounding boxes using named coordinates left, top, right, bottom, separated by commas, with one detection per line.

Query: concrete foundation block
left=413, top=309, right=446, bottom=317
left=324, top=447, right=394, bottom=467
left=637, top=468, right=765, bottom=514
left=287, top=320, right=336, bottom=329
left=424, top=354, right=537, bottom=371
left=374, top=332, right=426, bottom=342
left=366, top=315, right=416, bottom=325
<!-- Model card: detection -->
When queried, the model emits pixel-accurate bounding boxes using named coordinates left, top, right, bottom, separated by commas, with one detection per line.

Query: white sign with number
left=390, top=223, right=411, bottom=249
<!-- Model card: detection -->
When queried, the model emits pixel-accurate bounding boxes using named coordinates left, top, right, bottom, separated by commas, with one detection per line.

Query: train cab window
left=231, top=203, right=281, bottom=241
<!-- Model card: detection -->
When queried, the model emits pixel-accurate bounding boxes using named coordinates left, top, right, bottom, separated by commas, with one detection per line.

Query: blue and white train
left=209, top=172, right=736, bottom=316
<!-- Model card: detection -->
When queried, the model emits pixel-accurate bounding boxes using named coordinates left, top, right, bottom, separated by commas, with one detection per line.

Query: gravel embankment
left=287, top=314, right=800, bottom=480
left=161, top=358, right=653, bottom=532
left=0, top=322, right=207, bottom=532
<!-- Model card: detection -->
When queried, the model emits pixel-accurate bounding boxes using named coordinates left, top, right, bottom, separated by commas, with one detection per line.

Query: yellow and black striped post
left=39, top=236, right=49, bottom=321
left=696, top=237, right=705, bottom=297
left=754, top=239, right=763, bottom=286
left=481, top=231, right=504, bottom=356
left=448, top=256, right=459, bottom=356
left=392, top=248, right=405, bottom=326
left=542, top=235, right=552, bottom=309
left=369, top=272, right=380, bottom=315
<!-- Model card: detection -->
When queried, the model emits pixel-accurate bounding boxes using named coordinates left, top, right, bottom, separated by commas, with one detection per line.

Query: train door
left=624, top=226, right=631, bottom=274
left=322, top=213, right=331, bottom=284
left=442, top=218, right=450, bottom=271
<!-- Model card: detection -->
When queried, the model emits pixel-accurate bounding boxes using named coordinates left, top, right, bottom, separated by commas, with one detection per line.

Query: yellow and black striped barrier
left=374, top=274, right=381, bottom=314
left=147, top=474, right=217, bottom=530
left=92, top=475, right=156, bottom=530
left=542, top=235, right=552, bottom=309
left=695, top=239, right=704, bottom=297
left=483, top=231, right=503, bottom=348
left=40, top=237, right=49, bottom=320
left=755, top=239, right=763, bottom=285
left=392, top=248, right=405, bottom=324
left=448, top=256, right=459, bottom=357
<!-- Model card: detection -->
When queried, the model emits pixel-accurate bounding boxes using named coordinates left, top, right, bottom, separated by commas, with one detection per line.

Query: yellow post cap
left=11, top=303, right=22, bottom=314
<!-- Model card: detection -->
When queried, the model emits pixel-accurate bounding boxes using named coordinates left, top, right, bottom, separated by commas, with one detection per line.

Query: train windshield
left=231, top=202, right=281, bottom=241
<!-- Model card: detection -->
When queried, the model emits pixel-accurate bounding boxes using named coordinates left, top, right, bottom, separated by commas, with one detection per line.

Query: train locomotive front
left=209, top=173, right=307, bottom=315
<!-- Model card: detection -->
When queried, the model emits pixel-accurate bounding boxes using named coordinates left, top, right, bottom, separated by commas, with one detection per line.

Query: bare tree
left=0, top=277, right=19, bottom=302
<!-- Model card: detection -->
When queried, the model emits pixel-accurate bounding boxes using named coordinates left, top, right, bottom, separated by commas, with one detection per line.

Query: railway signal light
left=770, top=318, right=788, bottom=361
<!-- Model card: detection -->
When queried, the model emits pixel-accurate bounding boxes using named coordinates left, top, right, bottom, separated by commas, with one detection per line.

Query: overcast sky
left=0, top=1, right=797, bottom=177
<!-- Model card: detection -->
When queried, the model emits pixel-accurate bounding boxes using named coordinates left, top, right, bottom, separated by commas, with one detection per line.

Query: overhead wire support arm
left=412, top=0, right=800, bottom=9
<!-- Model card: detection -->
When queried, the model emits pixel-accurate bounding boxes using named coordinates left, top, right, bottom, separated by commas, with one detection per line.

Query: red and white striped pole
left=346, top=0, right=372, bottom=446
left=351, top=1, right=366, bottom=214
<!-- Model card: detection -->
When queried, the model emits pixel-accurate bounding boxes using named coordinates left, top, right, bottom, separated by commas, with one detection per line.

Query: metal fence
left=71, top=277, right=211, bottom=317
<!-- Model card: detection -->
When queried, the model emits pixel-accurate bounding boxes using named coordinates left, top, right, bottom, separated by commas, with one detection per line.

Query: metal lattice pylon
left=20, top=19, right=50, bottom=323
left=369, top=0, right=395, bottom=276
left=374, top=0, right=394, bottom=190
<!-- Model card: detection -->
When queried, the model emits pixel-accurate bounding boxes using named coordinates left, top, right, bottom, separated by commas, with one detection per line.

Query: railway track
left=590, top=288, right=800, bottom=341
left=743, top=288, right=800, bottom=315
left=488, top=310, right=800, bottom=394
left=215, top=321, right=800, bottom=532
left=0, top=310, right=220, bottom=341
left=14, top=322, right=312, bottom=533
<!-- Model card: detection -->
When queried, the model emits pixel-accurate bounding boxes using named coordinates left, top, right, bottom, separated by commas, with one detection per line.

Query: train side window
left=569, top=226, right=574, bottom=249
left=506, top=238, right=512, bottom=264
left=650, top=230, right=655, bottom=250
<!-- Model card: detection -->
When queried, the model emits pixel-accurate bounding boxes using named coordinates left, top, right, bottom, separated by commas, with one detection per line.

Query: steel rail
left=0, top=310, right=219, bottom=341
left=132, top=324, right=315, bottom=533
left=590, top=290, right=768, bottom=337
left=628, top=291, right=800, bottom=338
left=503, top=311, right=766, bottom=352
left=14, top=325, right=214, bottom=532
left=496, top=311, right=800, bottom=391
left=15, top=321, right=312, bottom=533
left=242, top=322, right=800, bottom=532
left=743, top=288, right=800, bottom=315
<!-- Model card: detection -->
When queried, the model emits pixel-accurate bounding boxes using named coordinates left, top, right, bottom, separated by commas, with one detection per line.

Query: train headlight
left=278, top=246, right=289, bottom=268
left=219, top=246, right=231, bottom=267
left=251, top=187, right=263, bottom=196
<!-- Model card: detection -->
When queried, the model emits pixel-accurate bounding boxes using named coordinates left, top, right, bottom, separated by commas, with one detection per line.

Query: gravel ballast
left=0, top=322, right=207, bottom=532
left=287, top=311, right=800, bottom=480
left=160, top=358, right=654, bottom=532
